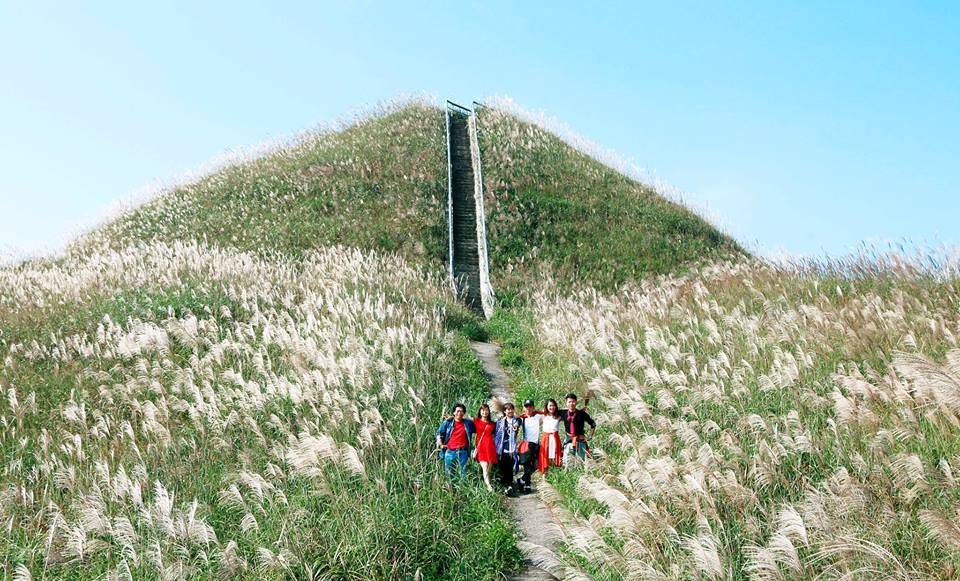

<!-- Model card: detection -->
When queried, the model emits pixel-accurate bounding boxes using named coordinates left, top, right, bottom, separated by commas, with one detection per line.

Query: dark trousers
left=498, top=453, right=515, bottom=486
left=519, top=442, right=539, bottom=487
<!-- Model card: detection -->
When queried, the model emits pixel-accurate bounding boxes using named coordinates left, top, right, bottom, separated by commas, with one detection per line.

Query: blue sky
left=1, top=1, right=958, bottom=259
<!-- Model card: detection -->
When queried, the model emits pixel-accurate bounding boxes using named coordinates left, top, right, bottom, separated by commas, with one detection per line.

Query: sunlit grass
left=475, top=105, right=742, bottom=291
left=1, top=95, right=802, bottom=580
left=488, top=254, right=960, bottom=578
left=0, top=242, right=521, bottom=579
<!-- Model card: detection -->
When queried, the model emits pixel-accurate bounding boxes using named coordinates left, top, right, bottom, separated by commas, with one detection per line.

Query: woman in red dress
left=473, top=403, right=498, bottom=491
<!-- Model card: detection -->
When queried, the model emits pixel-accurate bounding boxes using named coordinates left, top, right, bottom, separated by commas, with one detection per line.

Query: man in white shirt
left=518, top=399, right=541, bottom=493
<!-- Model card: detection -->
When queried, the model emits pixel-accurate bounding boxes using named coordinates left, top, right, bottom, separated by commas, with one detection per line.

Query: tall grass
left=0, top=96, right=761, bottom=580
left=0, top=241, right=521, bottom=579
left=488, top=253, right=960, bottom=579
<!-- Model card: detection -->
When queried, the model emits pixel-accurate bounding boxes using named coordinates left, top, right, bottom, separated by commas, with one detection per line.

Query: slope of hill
left=80, top=99, right=738, bottom=293
left=81, top=102, right=450, bottom=264
left=475, top=104, right=742, bottom=291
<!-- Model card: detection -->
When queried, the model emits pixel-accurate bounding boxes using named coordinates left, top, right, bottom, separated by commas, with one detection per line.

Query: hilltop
left=81, top=99, right=738, bottom=287
left=84, top=102, right=451, bottom=264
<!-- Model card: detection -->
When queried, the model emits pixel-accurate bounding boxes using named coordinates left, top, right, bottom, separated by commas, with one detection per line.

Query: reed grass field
left=488, top=254, right=960, bottom=579
left=2, top=98, right=958, bottom=579
left=0, top=239, right=524, bottom=578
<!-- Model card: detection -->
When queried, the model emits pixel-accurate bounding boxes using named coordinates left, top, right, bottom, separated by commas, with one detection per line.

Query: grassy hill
left=475, top=104, right=742, bottom=291
left=82, top=103, right=451, bottom=264
left=7, top=97, right=959, bottom=580
left=81, top=100, right=738, bottom=289
left=2, top=98, right=747, bottom=579
left=1, top=102, right=506, bottom=580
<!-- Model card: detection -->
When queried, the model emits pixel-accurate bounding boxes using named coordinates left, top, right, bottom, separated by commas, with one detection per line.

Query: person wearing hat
left=518, top=399, right=541, bottom=492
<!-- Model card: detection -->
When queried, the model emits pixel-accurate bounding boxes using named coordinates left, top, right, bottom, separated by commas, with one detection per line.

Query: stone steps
left=448, top=110, right=484, bottom=314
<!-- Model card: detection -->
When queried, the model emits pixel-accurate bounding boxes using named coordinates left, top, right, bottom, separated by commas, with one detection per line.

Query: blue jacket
left=494, top=417, right=522, bottom=455
left=436, top=418, right=476, bottom=451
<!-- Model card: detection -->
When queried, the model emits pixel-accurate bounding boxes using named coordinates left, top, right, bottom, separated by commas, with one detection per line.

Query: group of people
left=435, top=393, right=597, bottom=495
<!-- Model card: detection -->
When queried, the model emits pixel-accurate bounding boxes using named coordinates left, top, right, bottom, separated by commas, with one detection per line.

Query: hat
left=523, top=399, right=535, bottom=407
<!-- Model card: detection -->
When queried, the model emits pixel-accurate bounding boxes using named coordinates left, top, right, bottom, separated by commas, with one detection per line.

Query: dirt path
left=469, top=341, right=562, bottom=581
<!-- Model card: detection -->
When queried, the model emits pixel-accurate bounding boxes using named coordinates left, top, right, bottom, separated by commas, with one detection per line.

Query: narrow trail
left=469, top=341, right=562, bottom=581
left=448, top=101, right=561, bottom=578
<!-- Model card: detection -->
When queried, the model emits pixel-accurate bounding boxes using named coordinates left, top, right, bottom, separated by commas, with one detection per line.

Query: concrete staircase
left=446, top=103, right=487, bottom=316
